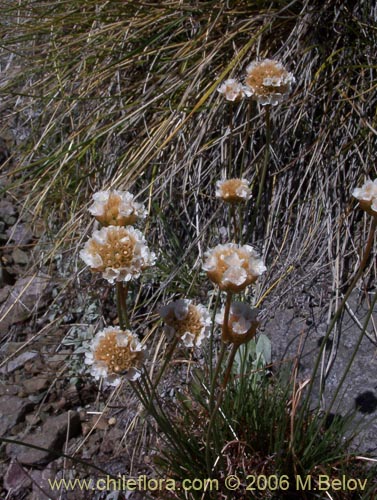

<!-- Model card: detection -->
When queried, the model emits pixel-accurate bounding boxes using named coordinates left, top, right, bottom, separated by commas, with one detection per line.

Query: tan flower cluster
left=216, top=301, right=259, bottom=344
left=80, top=225, right=156, bottom=283
left=85, top=327, right=145, bottom=386
left=89, top=190, right=147, bottom=226
left=81, top=189, right=155, bottom=283
left=203, top=243, right=266, bottom=293
left=216, top=178, right=251, bottom=203
left=244, top=59, right=295, bottom=106
left=217, top=57, right=294, bottom=108
left=159, top=299, right=211, bottom=347
left=217, top=79, right=251, bottom=102
left=352, top=179, right=377, bottom=216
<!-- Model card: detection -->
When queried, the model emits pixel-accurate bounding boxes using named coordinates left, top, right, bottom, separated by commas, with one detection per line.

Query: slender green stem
left=222, top=343, right=240, bottom=389
left=116, top=282, right=130, bottom=330
left=229, top=203, right=239, bottom=242
left=132, top=373, right=191, bottom=459
left=240, top=99, right=253, bottom=178
left=142, top=335, right=180, bottom=414
left=206, top=291, right=233, bottom=475
left=205, top=383, right=224, bottom=476
left=205, top=343, right=240, bottom=476
left=209, top=341, right=226, bottom=413
left=221, top=291, right=233, bottom=343
left=248, top=104, right=271, bottom=237
left=209, top=290, right=221, bottom=389
left=228, top=101, right=234, bottom=177
left=300, top=216, right=377, bottom=424
left=152, top=335, right=179, bottom=391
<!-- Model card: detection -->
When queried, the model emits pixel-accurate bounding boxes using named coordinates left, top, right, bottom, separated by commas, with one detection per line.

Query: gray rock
left=0, top=382, right=21, bottom=396
left=30, top=461, right=62, bottom=500
left=3, top=459, right=32, bottom=493
left=6, top=222, right=33, bottom=245
left=6, top=411, right=82, bottom=465
left=22, top=376, right=49, bottom=395
left=0, top=395, right=34, bottom=436
left=0, top=198, right=16, bottom=224
left=11, top=247, right=29, bottom=265
left=0, top=351, right=38, bottom=375
left=0, top=341, right=26, bottom=356
left=0, top=273, right=52, bottom=337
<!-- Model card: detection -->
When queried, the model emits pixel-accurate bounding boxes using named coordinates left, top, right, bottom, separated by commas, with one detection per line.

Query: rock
left=25, top=412, right=42, bottom=426
left=51, top=384, right=81, bottom=411
left=6, top=411, right=82, bottom=465
left=22, top=376, right=49, bottom=395
left=0, top=351, right=38, bottom=374
left=3, top=459, right=32, bottom=493
left=0, top=273, right=52, bottom=337
left=30, top=467, right=60, bottom=500
left=0, top=382, right=20, bottom=396
left=0, top=137, right=10, bottom=167
left=0, top=198, right=16, bottom=224
left=11, top=247, right=29, bottom=265
left=46, top=350, right=70, bottom=369
left=100, top=426, right=124, bottom=454
left=0, top=395, right=34, bottom=436
left=6, top=222, right=33, bottom=245
left=0, top=341, right=25, bottom=356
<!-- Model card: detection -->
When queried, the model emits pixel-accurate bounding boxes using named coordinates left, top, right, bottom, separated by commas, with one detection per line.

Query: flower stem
left=142, top=335, right=181, bottom=415
left=240, top=99, right=253, bottom=178
left=248, top=104, right=271, bottom=237
left=205, top=342, right=239, bottom=476
left=229, top=203, right=240, bottom=243
left=209, top=341, right=226, bottom=413
left=152, top=335, right=179, bottom=392
left=222, top=343, right=240, bottom=390
left=228, top=101, right=234, bottom=177
left=221, top=291, right=233, bottom=343
left=206, top=291, right=233, bottom=475
left=116, top=282, right=130, bottom=330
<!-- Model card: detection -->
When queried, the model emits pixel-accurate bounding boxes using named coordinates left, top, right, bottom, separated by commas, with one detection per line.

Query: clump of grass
left=150, top=355, right=377, bottom=499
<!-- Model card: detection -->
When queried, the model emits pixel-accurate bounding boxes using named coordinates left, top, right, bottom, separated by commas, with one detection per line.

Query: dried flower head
left=203, top=243, right=266, bottom=292
left=216, top=302, right=259, bottom=344
left=85, top=327, right=145, bottom=386
left=216, top=178, right=252, bottom=203
left=88, top=190, right=147, bottom=226
left=352, top=179, right=377, bottom=216
left=217, top=79, right=251, bottom=102
left=159, top=299, right=211, bottom=347
left=80, top=225, right=156, bottom=283
left=245, top=59, right=295, bottom=106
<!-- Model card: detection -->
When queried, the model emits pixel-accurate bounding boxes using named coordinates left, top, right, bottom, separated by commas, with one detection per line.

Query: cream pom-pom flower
left=216, top=178, right=252, bottom=203
left=217, top=78, right=251, bottom=102
left=203, top=243, right=266, bottom=292
left=80, top=225, right=156, bottom=283
left=244, top=59, right=295, bottom=106
left=159, top=299, right=211, bottom=347
left=216, top=301, right=259, bottom=344
left=85, top=327, right=146, bottom=387
left=352, top=179, right=377, bottom=216
left=88, top=190, right=147, bottom=226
